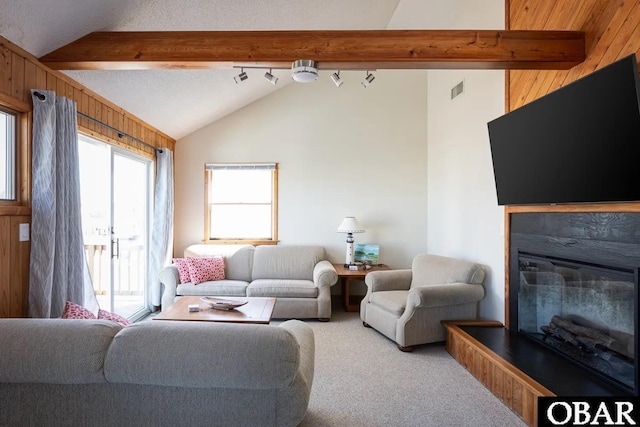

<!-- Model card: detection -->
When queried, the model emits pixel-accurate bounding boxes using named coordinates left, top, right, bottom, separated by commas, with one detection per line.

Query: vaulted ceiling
left=0, top=0, right=402, bottom=138
left=0, top=0, right=583, bottom=139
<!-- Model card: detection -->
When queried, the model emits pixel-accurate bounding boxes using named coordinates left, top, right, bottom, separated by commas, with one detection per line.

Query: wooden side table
left=332, top=263, right=391, bottom=312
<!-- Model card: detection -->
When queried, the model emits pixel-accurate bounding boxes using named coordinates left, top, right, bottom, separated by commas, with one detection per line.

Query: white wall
left=174, top=0, right=507, bottom=318
left=175, top=69, right=429, bottom=283
left=425, top=1, right=506, bottom=321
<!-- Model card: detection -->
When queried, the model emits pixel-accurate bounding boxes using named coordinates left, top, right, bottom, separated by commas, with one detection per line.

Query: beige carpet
left=279, top=310, right=527, bottom=427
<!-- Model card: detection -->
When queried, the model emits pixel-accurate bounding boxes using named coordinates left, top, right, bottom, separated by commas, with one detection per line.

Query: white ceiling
left=0, top=0, right=469, bottom=139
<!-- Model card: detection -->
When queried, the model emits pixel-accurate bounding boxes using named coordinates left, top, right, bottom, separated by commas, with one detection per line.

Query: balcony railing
left=84, top=243, right=145, bottom=296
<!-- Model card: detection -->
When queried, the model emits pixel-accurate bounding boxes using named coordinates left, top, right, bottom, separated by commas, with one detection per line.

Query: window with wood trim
left=0, top=108, right=16, bottom=201
left=205, top=163, right=278, bottom=244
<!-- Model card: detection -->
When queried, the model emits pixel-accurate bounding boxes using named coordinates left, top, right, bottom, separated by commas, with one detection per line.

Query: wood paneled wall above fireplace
left=507, top=0, right=640, bottom=113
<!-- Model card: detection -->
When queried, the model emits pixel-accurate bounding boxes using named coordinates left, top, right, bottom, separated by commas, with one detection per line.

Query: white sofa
left=159, top=245, right=338, bottom=321
left=0, top=318, right=314, bottom=427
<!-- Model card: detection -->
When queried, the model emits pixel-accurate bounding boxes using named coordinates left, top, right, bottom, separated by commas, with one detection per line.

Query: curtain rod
left=33, top=91, right=163, bottom=153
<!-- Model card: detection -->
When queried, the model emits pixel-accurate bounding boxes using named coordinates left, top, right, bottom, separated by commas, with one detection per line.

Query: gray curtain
left=149, top=148, right=174, bottom=308
left=29, top=90, right=98, bottom=318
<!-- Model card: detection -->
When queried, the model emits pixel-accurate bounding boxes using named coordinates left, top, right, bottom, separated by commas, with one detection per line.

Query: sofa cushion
left=247, top=279, right=318, bottom=298
left=173, top=258, right=192, bottom=283
left=177, top=280, right=248, bottom=297
left=252, top=245, right=325, bottom=280
left=62, top=301, right=96, bottom=319
left=370, top=290, right=408, bottom=317
left=98, top=309, right=132, bottom=327
left=104, top=321, right=300, bottom=389
left=410, top=254, right=486, bottom=288
left=186, top=256, right=225, bottom=284
left=184, top=245, right=254, bottom=282
left=0, top=319, right=121, bottom=384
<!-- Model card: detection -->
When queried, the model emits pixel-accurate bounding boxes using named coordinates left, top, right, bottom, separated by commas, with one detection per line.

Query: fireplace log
left=574, top=336, right=600, bottom=351
left=541, top=324, right=580, bottom=346
left=550, top=315, right=615, bottom=348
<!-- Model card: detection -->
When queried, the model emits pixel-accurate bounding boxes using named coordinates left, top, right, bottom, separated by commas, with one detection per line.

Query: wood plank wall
left=0, top=36, right=176, bottom=317
left=0, top=216, right=30, bottom=317
left=504, top=0, right=640, bottom=328
left=508, top=0, right=640, bottom=111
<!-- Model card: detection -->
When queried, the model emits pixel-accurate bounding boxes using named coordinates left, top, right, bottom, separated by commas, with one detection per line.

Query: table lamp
left=337, top=216, right=365, bottom=267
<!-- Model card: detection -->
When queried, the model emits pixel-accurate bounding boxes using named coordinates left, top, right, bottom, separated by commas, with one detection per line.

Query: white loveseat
left=159, top=245, right=338, bottom=320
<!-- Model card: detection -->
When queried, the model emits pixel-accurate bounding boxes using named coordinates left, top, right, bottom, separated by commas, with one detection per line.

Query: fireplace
left=515, top=251, right=638, bottom=394
left=509, top=212, right=640, bottom=396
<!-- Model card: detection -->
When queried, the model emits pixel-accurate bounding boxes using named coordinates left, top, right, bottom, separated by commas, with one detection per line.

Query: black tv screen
left=487, top=54, right=640, bottom=205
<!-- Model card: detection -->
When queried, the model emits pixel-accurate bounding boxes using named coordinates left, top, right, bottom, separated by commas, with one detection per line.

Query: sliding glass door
left=111, top=150, right=150, bottom=318
left=78, top=134, right=152, bottom=320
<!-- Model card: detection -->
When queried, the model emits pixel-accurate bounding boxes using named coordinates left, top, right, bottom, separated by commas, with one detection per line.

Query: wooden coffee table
left=153, top=296, right=276, bottom=324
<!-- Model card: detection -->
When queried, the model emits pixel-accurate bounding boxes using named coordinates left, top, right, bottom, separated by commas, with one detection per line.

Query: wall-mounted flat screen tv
left=487, top=54, right=640, bottom=206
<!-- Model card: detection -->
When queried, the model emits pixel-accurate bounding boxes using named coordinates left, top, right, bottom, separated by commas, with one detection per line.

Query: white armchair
left=360, top=254, right=486, bottom=351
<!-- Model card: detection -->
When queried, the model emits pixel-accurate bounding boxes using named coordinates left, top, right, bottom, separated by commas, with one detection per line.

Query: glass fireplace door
left=517, top=252, right=636, bottom=392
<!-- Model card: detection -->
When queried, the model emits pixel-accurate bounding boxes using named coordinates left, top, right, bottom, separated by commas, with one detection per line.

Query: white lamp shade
left=337, top=217, right=365, bottom=233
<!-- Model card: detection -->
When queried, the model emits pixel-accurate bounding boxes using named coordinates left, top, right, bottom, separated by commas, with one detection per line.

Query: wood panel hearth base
left=443, top=321, right=554, bottom=427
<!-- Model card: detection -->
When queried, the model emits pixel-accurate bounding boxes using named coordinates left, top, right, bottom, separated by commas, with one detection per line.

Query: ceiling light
left=331, top=71, right=343, bottom=88
left=361, top=71, right=375, bottom=88
left=291, top=59, right=318, bottom=83
left=264, top=69, right=278, bottom=85
left=234, top=68, right=248, bottom=84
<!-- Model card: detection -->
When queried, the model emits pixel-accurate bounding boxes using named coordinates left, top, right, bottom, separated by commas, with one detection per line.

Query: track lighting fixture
left=234, top=68, right=248, bottom=84
left=291, top=59, right=319, bottom=83
left=361, top=71, right=375, bottom=88
left=230, top=64, right=379, bottom=88
left=331, top=71, right=343, bottom=88
left=264, top=69, right=278, bottom=85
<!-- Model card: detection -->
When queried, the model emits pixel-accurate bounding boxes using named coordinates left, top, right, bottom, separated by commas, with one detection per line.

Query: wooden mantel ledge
left=39, top=30, right=586, bottom=71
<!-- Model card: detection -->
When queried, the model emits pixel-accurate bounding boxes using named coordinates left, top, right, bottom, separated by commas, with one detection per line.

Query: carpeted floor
left=277, top=310, right=527, bottom=427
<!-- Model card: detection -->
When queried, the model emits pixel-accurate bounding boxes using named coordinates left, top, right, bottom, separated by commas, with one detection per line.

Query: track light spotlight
left=361, top=71, right=375, bottom=88
left=234, top=68, right=248, bottom=84
left=264, top=69, right=278, bottom=85
left=331, top=71, right=343, bottom=88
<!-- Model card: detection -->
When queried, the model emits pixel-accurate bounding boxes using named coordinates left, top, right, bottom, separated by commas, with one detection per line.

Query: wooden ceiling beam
left=39, top=30, right=585, bottom=71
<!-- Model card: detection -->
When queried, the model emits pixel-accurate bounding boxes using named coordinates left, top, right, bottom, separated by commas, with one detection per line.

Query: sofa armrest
left=159, top=265, right=180, bottom=308
left=407, top=283, right=485, bottom=309
left=313, top=260, right=338, bottom=288
left=365, top=269, right=412, bottom=292
left=279, top=320, right=315, bottom=389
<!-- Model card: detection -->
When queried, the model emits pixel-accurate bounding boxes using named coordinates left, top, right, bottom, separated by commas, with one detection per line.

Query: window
left=0, top=109, right=16, bottom=201
left=205, top=163, right=278, bottom=244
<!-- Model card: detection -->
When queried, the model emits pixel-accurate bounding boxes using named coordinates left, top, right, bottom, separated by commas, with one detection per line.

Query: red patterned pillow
left=98, top=309, right=132, bottom=326
left=186, top=256, right=225, bottom=285
left=61, top=301, right=96, bottom=319
left=173, top=258, right=192, bottom=284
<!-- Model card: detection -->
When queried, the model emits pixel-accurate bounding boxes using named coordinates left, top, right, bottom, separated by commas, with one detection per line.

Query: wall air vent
left=451, top=80, right=464, bottom=100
